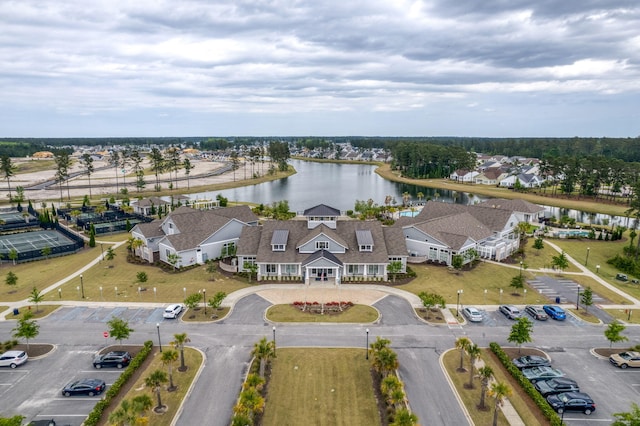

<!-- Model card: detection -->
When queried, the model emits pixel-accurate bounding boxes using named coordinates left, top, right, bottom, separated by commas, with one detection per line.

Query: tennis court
left=0, top=230, right=75, bottom=254
left=0, top=211, right=30, bottom=224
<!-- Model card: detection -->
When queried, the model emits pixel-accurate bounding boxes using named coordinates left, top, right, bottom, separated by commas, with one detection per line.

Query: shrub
left=84, top=340, right=154, bottom=426
left=489, top=342, right=562, bottom=426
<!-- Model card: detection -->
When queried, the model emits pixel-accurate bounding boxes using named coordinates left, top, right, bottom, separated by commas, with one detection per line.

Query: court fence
left=0, top=225, right=84, bottom=264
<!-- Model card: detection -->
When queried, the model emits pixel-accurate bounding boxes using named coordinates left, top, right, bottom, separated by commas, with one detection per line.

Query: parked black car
left=534, top=378, right=580, bottom=396
left=93, top=351, right=131, bottom=369
left=62, top=378, right=106, bottom=397
left=512, top=355, right=551, bottom=369
left=546, top=391, right=596, bottom=415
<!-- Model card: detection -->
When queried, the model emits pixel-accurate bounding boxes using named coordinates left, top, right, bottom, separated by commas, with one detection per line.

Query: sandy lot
left=2, top=157, right=250, bottom=204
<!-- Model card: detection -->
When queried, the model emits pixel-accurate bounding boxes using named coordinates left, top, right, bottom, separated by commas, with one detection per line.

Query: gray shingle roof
left=271, top=229, right=289, bottom=246
left=356, top=229, right=374, bottom=246
left=411, top=212, right=492, bottom=250
left=303, top=204, right=341, bottom=217
left=131, top=220, right=164, bottom=238
left=477, top=198, right=544, bottom=214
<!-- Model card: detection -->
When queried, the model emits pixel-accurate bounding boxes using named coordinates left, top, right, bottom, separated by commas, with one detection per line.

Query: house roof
left=209, top=205, right=259, bottom=223
left=477, top=198, right=544, bottom=214
left=301, top=249, right=343, bottom=267
left=303, top=204, right=341, bottom=217
left=247, top=218, right=401, bottom=265
left=410, top=212, right=492, bottom=250
left=131, top=220, right=164, bottom=238
left=410, top=200, right=514, bottom=233
left=132, top=197, right=170, bottom=208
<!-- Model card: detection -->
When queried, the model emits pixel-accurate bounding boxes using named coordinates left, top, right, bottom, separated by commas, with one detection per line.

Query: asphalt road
left=1, top=295, right=639, bottom=425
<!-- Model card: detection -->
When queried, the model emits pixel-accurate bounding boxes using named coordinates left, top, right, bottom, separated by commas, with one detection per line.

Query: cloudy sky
left=1, top=0, right=639, bottom=137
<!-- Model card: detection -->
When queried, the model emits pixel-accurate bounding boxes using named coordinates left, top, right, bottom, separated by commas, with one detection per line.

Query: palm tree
left=252, top=337, right=275, bottom=378
left=234, top=387, right=265, bottom=419
left=478, top=366, right=494, bottom=410
left=467, top=344, right=481, bottom=389
left=243, top=373, right=265, bottom=392
left=161, top=349, right=179, bottom=391
left=381, top=375, right=401, bottom=398
left=390, top=408, right=418, bottom=426
left=416, top=191, right=424, bottom=203
left=172, top=332, right=191, bottom=372
left=488, top=381, right=512, bottom=426
left=1, top=155, right=16, bottom=201
left=369, top=336, right=391, bottom=355
left=372, top=347, right=398, bottom=377
left=144, top=369, right=168, bottom=412
left=455, top=337, right=471, bottom=372
left=389, top=388, right=405, bottom=410
left=109, top=395, right=152, bottom=426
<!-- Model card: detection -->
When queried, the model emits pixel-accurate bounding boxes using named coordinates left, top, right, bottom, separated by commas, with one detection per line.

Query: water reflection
left=185, top=160, right=635, bottom=227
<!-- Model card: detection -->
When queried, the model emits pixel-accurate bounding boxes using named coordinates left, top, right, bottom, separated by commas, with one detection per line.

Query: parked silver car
left=0, top=350, right=28, bottom=368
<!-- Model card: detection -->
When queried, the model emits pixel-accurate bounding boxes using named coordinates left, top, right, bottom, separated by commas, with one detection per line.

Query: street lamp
left=456, top=290, right=463, bottom=318
left=154, top=287, right=157, bottom=300
left=273, top=326, right=276, bottom=356
left=365, top=328, right=369, bottom=360
left=99, top=286, right=103, bottom=300
left=80, top=274, right=85, bottom=299
left=203, top=289, right=207, bottom=315
left=100, top=243, right=104, bottom=261
left=585, top=247, right=590, bottom=266
left=115, top=286, right=118, bottom=298
left=58, top=288, right=61, bottom=299
left=596, top=264, right=600, bottom=274
left=523, top=289, right=527, bottom=303
left=183, top=287, right=186, bottom=299
left=519, top=261, right=523, bottom=277
left=484, top=289, right=487, bottom=305
left=156, top=323, right=162, bottom=352
left=499, top=288, right=503, bottom=304
left=576, top=287, right=581, bottom=310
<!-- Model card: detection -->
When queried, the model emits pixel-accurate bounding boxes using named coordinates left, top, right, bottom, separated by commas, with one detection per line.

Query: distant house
left=236, top=204, right=407, bottom=283
left=450, top=170, right=480, bottom=183
left=130, top=205, right=258, bottom=267
left=474, top=168, right=508, bottom=186
left=499, top=174, right=543, bottom=189
left=399, top=200, right=524, bottom=265
left=131, top=197, right=171, bottom=216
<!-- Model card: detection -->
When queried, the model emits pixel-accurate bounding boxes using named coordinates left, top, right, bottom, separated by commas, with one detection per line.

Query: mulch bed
left=13, top=343, right=55, bottom=358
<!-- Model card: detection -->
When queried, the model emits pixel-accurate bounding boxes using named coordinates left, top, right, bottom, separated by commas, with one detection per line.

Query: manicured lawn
left=567, top=308, right=602, bottom=324
left=262, top=348, right=380, bottom=426
left=266, top=304, right=378, bottom=323
left=605, top=308, right=640, bottom=324
left=3, top=304, right=60, bottom=320
left=521, top=238, right=581, bottom=273
left=181, top=306, right=230, bottom=322
left=399, top=262, right=548, bottom=306
left=104, top=347, right=202, bottom=426
left=54, top=244, right=249, bottom=303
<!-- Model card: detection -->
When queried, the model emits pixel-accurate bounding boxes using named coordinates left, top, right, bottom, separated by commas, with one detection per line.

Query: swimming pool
left=399, top=210, right=420, bottom=217
left=556, top=230, right=590, bottom=238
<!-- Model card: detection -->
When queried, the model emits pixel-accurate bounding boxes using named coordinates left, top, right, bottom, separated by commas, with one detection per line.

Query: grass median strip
left=262, top=348, right=381, bottom=426
left=266, top=304, right=378, bottom=323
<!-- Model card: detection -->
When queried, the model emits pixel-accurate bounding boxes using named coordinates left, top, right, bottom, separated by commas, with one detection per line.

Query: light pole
left=499, top=288, right=503, bottom=304
left=115, top=286, right=118, bottom=298
left=365, top=328, right=369, bottom=359
left=156, top=323, right=162, bottom=352
left=203, top=289, right=207, bottom=315
left=100, top=243, right=104, bottom=261
left=519, top=261, right=523, bottom=278
left=58, top=288, right=61, bottom=299
left=585, top=247, right=590, bottom=266
left=272, top=326, right=277, bottom=357
left=523, top=289, right=527, bottom=303
left=76, top=286, right=80, bottom=298
left=596, top=264, right=600, bottom=274
left=456, top=290, right=463, bottom=318
left=576, top=287, right=581, bottom=310
left=154, top=287, right=157, bottom=300
left=484, top=289, right=487, bottom=305
left=99, top=286, right=103, bottom=300
left=80, top=274, right=85, bottom=299
left=183, top=287, right=186, bottom=299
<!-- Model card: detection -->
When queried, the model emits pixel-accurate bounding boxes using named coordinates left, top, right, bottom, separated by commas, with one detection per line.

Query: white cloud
left=0, top=0, right=638, bottom=137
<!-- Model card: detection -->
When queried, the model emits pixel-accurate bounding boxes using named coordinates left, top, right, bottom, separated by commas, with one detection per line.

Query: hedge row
left=84, top=341, right=154, bottom=426
left=489, top=342, right=562, bottom=426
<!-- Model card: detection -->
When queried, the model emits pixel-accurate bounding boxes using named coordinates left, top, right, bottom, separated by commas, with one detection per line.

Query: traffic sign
left=103, top=331, right=109, bottom=338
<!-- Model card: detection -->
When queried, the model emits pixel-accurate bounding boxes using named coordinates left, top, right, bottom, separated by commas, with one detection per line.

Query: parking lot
left=46, top=306, right=167, bottom=324
left=0, top=346, right=124, bottom=426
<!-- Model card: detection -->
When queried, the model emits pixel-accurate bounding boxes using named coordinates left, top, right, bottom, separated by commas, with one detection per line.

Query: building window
left=367, top=265, right=378, bottom=275
left=316, top=241, right=329, bottom=250
left=272, top=244, right=285, bottom=251
left=360, top=244, right=372, bottom=252
left=266, top=264, right=277, bottom=274
left=348, top=265, right=362, bottom=275
left=283, top=264, right=297, bottom=275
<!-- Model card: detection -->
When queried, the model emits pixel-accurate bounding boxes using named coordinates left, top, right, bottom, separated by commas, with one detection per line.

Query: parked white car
left=0, top=350, right=28, bottom=368
left=163, top=304, right=183, bottom=319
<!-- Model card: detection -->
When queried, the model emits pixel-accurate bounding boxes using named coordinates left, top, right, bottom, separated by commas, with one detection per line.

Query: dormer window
left=271, top=229, right=289, bottom=252
left=316, top=241, right=329, bottom=250
left=356, top=229, right=373, bottom=252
